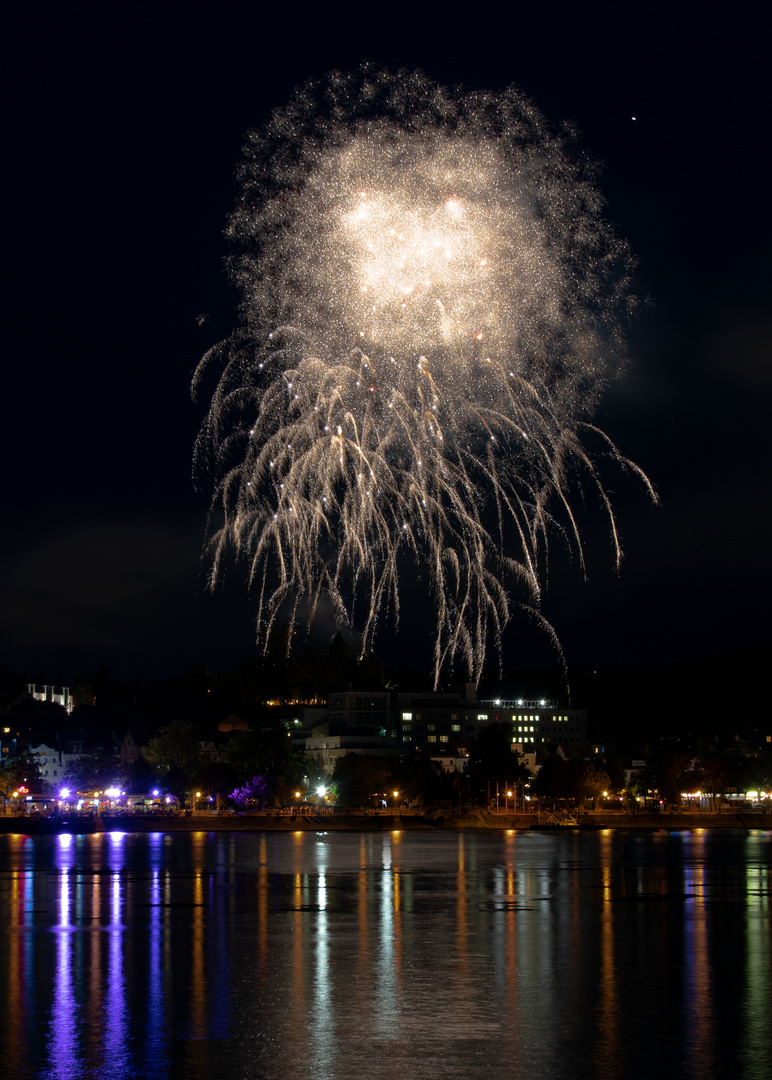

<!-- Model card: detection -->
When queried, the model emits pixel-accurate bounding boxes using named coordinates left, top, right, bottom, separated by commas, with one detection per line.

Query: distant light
left=317, top=786, right=326, bottom=797
left=59, top=788, right=70, bottom=798
left=152, top=789, right=160, bottom=797
left=105, top=787, right=120, bottom=798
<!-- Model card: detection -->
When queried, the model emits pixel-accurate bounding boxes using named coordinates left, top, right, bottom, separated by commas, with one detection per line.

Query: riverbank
left=1, top=810, right=770, bottom=834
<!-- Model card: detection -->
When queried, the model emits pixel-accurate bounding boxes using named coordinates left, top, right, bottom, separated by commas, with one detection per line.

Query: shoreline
left=1, top=811, right=770, bottom=835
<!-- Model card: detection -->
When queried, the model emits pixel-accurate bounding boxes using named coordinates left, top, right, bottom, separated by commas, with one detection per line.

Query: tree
left=563, top=759, right=611, bottom=809
left=61, top=753, right=126, bottom=794
left=0, top=754, right=42, bottom=810
left=143, top=720, right=204, bottom=803
left=645, top=743, right=697, bottom=809
left=220, top=728, right=304, bottom=787
left=391, top=751, right=449, bottom=808
left=694, top=751, right=732, bottom=810
left=468, top=724, right=532, bottom=804
left=534, top=755, right=567, bottom=799
left=191, top=759, right=239, bottom=805
left=332, top=754, right=392, bottom=807
left=231, top=775, right=270, bottom=808
left=143, top=720, right=202, bottom=776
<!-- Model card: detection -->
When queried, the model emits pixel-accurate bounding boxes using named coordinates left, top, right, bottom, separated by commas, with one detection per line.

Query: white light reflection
left=46, top=846, right=79, bottom=1079
left=375, top=833, right=400, bottom=1034
left=311, top=865, right=335, bottom=1071
left=102, top=870, right=131, bottom=1076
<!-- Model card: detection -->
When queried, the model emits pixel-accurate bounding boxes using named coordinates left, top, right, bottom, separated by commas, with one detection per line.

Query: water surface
left=1, top=828, right=770, bottom=1079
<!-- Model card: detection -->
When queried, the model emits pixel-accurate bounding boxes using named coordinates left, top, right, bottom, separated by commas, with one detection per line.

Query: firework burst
left=194, top=65, right=655, bottom=685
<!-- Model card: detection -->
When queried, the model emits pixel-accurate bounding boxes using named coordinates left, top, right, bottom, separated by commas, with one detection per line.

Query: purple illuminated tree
left=230, top=774, right=269, bottom=808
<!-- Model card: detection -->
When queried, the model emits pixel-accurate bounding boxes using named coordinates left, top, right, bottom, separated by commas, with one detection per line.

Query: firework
left=194, top=65, right=654, bottom=685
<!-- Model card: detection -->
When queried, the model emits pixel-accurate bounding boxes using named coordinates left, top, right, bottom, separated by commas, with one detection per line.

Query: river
left=1, top=828, right=770, bottom=1079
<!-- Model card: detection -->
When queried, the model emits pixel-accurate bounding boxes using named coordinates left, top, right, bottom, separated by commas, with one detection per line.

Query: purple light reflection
left=107, top=830, right=128, bottom=872
left=101, top=871, right=132, bottom=1077
left=142, top=868, right=165, bottom=1072
left=47, top=867, right=80, bottom=1079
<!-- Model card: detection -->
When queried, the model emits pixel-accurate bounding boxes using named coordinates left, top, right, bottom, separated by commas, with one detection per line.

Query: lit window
left=428, top=735, right=437, bottom=743
left=477, top=714, right=488, bottom=721
left=440, top=735, right=449, bottom=742
left=451, top=724, right=460, bottom=732
left=402, top=712, right=413, bottom=721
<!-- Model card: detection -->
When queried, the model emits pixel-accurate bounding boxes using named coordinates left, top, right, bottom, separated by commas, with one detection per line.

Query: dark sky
left=2, top=1, right=770, bottom=682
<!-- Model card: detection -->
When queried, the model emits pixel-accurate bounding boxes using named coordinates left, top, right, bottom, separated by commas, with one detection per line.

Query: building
left=430, top=752, right=470, bottom=774
left=29, top=744, right=66, bottom=786
left=478, top=698, right=587, bottom=745
left=27, top=684, right=74, bottom=714
left=304, top=688, right=587, bottom=768
left=328, top=691, right=391, bottom=735
left=398, top=692, right=586, bottom=750
left=511, top=743, right=537, bottom=773
left=306, top=734, right=399, bottom=775
left=397, top=692, right=468, bottom=747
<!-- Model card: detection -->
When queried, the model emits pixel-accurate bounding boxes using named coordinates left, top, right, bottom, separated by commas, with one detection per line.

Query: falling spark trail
left=194, top=65, right=655, bottom=686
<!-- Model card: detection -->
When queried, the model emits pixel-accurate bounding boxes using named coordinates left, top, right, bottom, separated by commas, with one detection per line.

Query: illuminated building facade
left=306, top=688, right=587, bottom=762
left=26, top=683, right=73, bottom=715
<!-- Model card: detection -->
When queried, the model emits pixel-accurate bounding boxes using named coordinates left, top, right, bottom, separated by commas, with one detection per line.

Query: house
left=29, top=744, right=65, bottom=786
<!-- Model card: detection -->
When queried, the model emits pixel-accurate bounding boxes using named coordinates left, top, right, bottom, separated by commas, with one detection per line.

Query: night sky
left=3, top=2, right=769, bottom=683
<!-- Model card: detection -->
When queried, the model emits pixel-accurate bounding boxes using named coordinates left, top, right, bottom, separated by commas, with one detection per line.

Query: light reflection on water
left=1, top=829, right=771, bottom=1079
